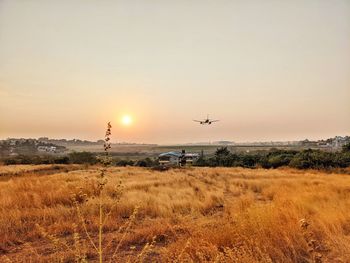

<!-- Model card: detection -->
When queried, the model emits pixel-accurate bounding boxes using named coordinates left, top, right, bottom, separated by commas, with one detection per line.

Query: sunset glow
left=1, top=1, right=350, bottom=261
left=0, top=1, right=349, bottom=143
left=121, top=115, right=132, bottom=126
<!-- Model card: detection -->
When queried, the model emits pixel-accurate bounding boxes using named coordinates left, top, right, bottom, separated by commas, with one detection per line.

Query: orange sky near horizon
left=1, top=0, right=349, bottom=144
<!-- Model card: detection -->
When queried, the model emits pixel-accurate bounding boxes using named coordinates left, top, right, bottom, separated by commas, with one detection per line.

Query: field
left=1, top=165, right=350, bottom=262
left=61, top=143, right=325, bottom=159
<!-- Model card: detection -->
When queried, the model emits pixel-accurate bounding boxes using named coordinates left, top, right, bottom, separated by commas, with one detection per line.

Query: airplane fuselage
left=194, top=115, right=219, bottom=125
left=200, top=119, right=212, bottom=124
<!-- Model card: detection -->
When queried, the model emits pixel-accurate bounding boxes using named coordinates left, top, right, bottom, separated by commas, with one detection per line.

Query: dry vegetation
left=1, top=165, right=350, bottom=262
left=0, top=164, right=81, bottom=177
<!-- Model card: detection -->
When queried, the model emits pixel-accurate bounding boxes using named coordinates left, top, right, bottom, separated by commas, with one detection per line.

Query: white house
left=37, top=146, right=57, bottom=153
left=159, top=151, right=182, bottom=166
left=158, top=150, right=200, bottom=166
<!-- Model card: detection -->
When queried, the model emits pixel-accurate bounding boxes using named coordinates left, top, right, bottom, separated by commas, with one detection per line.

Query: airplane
left=193, top=115, right=219, bottom=125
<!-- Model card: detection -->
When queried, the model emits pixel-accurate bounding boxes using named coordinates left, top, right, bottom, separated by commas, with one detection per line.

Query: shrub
left=135, top=158, right=156, bottom=167
left=289, top=149, right=335, bottom=169
left=3, top=155, right=45, bottom=165
left=115, top=159, right=134, bottom=166
left=3, top=158, right=18, bottom=165
left=343, top=142, right=350, bottom=152
left=261, top=150, right=297, bottom=168
left=53, top=156, right=70, bottom=164
left=68, top=151, right=97, bottom=164
left=194, top=156, right=208, bottom=166
left=213, top=147, right=241, bottom=167
left=333, top=152, right=350, bottom=168
left=240, top=154, right=260, bottom=168
left=195, top=148, right=350, bottom=169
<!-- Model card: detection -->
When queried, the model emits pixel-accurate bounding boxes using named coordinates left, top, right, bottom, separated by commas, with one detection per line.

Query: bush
left=194, top=156, right=208, bottom=166
left=135, top=158, right=156, bottom=167
left=3, top=158, right=19, bottom=165
left=53, top=156, right=70, bottom=164
left=3, top=152, right=94, bottom=165
left=213, top=147, right=240, bottom=167
left=4, top=155, right=45, bottom=165
left=194, top=147, right=350, bottom=169
left=3, top=155, right=61, bottom=165
left=240, top=154, right=260, bottom=168
left=289, top=149, right=335, bottom=169
left=68, top=152, right=97, bottom=164
left=261, top=150, right=297, bottom=168
left=333, top=152, right=350, bottom=168
left=115, top=159, right=134, bottom=166
left=343, top=143, right=350, bottom=152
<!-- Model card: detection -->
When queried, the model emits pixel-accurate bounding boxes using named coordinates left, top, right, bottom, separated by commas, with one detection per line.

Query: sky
left=0, top=0, right=349, bottom=144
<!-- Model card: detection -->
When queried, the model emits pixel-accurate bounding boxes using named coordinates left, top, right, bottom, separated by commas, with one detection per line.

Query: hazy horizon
left=1, top=134, right=349, bottom=146
left=1, top=0, right=349, bottom=144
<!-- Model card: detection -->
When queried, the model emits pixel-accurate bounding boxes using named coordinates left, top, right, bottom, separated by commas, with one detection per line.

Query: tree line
left=1, top=151, right=157, bottom=167
left=2, top=143, right=350, bottom=169
left=196, top=144, right=350, bottom=169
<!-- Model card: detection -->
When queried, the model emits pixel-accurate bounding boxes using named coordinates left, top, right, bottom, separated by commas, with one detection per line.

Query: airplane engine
left=209, top=122, right=212, bottom=124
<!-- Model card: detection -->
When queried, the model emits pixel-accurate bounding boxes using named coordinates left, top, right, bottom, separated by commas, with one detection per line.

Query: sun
left=121, top=115, right=132, bottom=126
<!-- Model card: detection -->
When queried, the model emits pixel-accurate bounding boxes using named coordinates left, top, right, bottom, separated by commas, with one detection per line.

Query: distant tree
left=289, top=149, right=336, bottom=169
left=4, top=158, right=18, bottom=165
left=195, top=147, right=350, bottom=169
left=261, top=150, right=297, bottom=168
left=215, top=147, right=232, bottom=166
left=54, top=156, right=70, bottom=164
left=115, top=159, right=134, bottom=166
left=240, top=154, right=260, bottom=168
left=135, top=158, right=155, bottom=167
left=342, top=142, right=350, bottom=152
left=215, top=147, right=231, bottom=157
left=194, top=156, right=208, bottom=166
left=333, top=152, right=350, bottom=168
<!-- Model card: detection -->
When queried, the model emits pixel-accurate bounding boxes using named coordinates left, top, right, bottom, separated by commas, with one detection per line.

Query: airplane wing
left=210, top=120, right=220, bottom=122
left=193, top=120, right=203, bottom=122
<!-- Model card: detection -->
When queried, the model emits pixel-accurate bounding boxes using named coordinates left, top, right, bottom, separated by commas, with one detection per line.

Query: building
left=332, top=136, right=349, bottom=149
left=158, top=150, right=200, bottom=166
left=183, top=153, right=200, bottom=165
left=37, top=145, right=57, bottom=153
left=159, top=151, right=182, bottom=166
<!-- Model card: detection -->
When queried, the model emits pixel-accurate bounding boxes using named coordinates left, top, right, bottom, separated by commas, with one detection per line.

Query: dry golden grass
left=0, top=164, right=82, bottom=177
left=1, top=166, right=350, bottom=262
